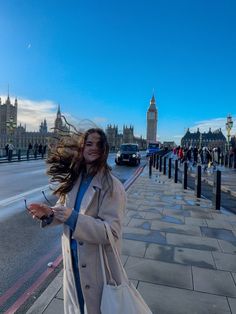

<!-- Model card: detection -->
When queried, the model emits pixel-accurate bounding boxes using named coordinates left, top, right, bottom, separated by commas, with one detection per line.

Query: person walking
left=5, top=143, right=9, bottom=157
left=8, top=142, right=14, bottom=161
left=27, top=128, right=127, bottom=314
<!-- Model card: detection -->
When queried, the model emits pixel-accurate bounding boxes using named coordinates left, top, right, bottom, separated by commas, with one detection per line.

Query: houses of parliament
left=0, top=93, right=159, bottom=152
left=0, top=94, right=68, bottom=151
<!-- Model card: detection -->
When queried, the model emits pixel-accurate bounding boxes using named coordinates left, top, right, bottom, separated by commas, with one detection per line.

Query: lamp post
left=6, top=117, right=17, bottom=144
left=225, top=114, right=233, bottom=152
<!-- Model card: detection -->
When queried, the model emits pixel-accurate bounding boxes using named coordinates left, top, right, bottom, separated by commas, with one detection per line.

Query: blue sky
left=0, top=0, right=236, bottom=144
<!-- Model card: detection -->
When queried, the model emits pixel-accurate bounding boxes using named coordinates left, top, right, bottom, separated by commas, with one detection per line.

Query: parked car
left=115, top=143, right=141, bottom=166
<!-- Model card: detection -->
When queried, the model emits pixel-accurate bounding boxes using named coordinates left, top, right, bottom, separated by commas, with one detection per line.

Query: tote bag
left=99, top=222, right=153, bottom=314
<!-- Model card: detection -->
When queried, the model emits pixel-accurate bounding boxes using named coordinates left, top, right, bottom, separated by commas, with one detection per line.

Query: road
left=0, top=154, right=147, bottom=313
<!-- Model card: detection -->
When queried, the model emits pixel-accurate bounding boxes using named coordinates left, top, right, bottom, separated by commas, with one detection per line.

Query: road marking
left=4, top=255, right=62, bottom=314
left=0, top=244, right=61, bottom=308
left=0, top=185, right=49, bottom=206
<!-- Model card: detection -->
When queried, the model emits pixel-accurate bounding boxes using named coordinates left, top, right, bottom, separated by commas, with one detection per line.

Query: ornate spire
left=57, top=104, right=61, bottom=116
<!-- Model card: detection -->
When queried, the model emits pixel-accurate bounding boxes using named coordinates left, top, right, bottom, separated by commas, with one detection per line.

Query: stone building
left=0, top=95, right=67, bottom=151
left=106, top=124, right=146, bottom=151
left=181, top=128, right=226, bottom=151
left=146, top=94, right=158, bottom=144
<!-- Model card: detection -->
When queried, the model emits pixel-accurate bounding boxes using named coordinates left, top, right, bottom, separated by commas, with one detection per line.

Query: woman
left=28, top=128, right=126, bottom=314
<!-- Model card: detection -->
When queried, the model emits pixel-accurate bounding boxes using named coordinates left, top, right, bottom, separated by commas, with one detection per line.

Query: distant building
left=181, top=128, right=226, bottom=151
left=0, top=95, right=17, bottom=135
left=146, top=94, right=158, bottom=145
left=163, top=141, right=176, bottom=149
left=0, top=95, right=68, bottom=150
left=106, top=124, right=146, bottom=151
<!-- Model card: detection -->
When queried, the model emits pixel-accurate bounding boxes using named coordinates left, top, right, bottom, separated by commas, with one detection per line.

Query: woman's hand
left=28, top=203, right=53, bottom=219
left=52, top=205, right=72, bottom=222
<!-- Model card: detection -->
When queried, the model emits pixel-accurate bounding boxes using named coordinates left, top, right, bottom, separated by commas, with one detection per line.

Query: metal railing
left=0, top=149, right=47, bottom=163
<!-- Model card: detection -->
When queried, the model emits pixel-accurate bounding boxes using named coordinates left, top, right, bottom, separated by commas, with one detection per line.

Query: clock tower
left=146, top=94, right=158, bottom=144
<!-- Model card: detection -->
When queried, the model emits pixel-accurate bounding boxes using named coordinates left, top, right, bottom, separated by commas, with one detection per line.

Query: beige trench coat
left=59, top=171, right=126, bottom=314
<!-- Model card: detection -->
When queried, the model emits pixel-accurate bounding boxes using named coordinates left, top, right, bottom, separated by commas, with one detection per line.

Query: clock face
left=149, top=111, right=155, bottom=119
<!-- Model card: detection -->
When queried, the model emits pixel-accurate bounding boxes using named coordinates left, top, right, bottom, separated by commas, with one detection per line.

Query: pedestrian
left=193, top=146, right=198, bottom=165
left=27, top=128, right=127, bottom=314
left=5, top=143, right=9, bottom=157
left=43, top=144, right=47, bottom=154
left=8, top=142, right=14, bottom=161
left=38, top=143, right=43, bottom=154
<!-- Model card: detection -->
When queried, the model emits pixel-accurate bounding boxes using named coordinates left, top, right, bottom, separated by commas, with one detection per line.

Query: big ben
left=146, top=94, right=158, bottom=144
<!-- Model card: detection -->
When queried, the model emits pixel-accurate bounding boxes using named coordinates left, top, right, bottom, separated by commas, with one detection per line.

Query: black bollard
left=149, top=156, right=153, bottom=177
left=168, top=158, right=172, bottom=178
left=229, top=154, right=232, bottom=168
left=153, top=154, right=156, bottom=168
left=163, top=157, right=167, bottom=175
left=156, top=155, right=159, bottom=170
left=221, top=154, right=224, bottom=166
left=27, top=149, right=30, bottom=160
left=174, top=160, right=178, bottom=183
left=212, top=170, right=221, bottom=210
left=18, top=149, right=21, bottom=161
left=195, top=165, right=201, bottom=198
left=159, top=156, right=162, bottom=173
left=182, top=161, right=188, bottom=189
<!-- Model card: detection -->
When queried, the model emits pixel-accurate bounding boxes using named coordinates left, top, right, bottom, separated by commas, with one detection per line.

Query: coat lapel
left=66, top=171, right=103, bottom=214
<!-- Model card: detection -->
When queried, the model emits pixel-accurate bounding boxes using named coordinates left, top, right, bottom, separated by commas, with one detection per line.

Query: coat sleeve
left=71, top=179, right=126, bottom=244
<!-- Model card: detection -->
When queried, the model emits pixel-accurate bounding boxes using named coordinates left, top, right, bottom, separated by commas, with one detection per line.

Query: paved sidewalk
left=26, top=166, right=236, bottom=314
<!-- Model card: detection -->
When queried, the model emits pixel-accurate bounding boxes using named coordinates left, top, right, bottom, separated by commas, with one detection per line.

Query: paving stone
left=145, top=243, right=175, bottom=263
left=128, top=218, right=152, bottom=230
left=125, top=256, right=193, bottom=290
left=166, top=233, right=221, bottom=251
left=55, top=287, right=63, bottom=300
left=151, top=220, right=202, bottom=236
left=174, top=247, right=215, bottom=269
left=189, top=211, right=213, bottom=219
left=123, top=226, right=166, bottom=244
left=144, top=212, right=163, bottom=219
left=121, top=239, right=147, bottom=257
left=162, top=209, right=190, bottom=217
left=228, top=297, right=236, bottom=314
left=205, top=219, right=234, bottom=230
left=123, top=216, right=131, bottom=226
left=192, top=266, right=236, bottom=297
left=212, top=252, right=236, bottom=272
left=126, top=210, right=146, bottom=218
left=43, top=298, right=64, bottom=314
left=137, top=281, right=230, bottom=314
left=218, top=239, right=236, bottom=254
left=184, top=217, right=208, bottom=226
left=200, top=226, right=236, bottom=241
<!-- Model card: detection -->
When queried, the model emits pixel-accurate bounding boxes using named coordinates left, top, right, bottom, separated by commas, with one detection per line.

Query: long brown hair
left=47, top=128, right=112, bottom=198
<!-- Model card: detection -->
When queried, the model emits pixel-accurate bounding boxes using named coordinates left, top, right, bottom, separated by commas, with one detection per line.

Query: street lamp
left=225, top=114, right=233, bottom=152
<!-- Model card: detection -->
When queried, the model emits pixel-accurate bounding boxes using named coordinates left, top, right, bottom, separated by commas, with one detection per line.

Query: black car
left=115, top=143, right=141, bottom=166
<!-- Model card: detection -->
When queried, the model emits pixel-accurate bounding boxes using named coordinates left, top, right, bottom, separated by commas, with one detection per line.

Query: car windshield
left=120, top=144, right=138, bottom=152
left=148, top=143, right=159, bottom=149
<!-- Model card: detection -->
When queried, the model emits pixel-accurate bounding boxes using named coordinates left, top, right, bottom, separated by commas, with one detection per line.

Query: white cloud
left=0, top=95, right=110, bottom=133
left=0, top=95, right=57, bottom=131
left=189, top=116, right=236, bottom=137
